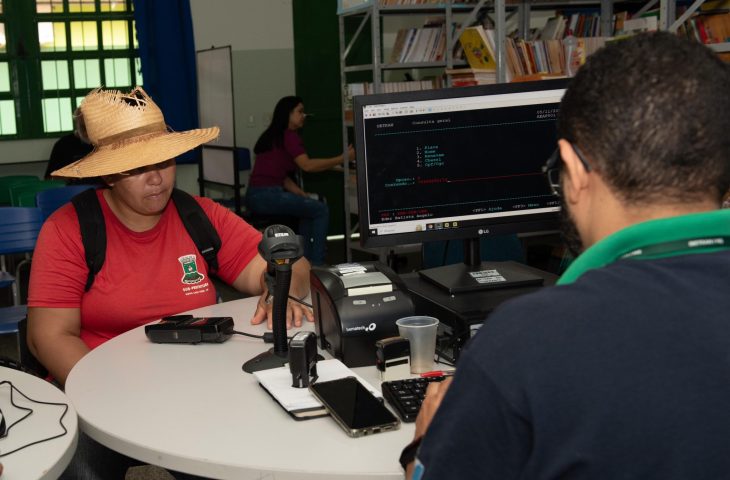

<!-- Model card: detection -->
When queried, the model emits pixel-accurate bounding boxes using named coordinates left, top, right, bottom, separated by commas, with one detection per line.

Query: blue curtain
left=133, top=0, right=199, bottom=164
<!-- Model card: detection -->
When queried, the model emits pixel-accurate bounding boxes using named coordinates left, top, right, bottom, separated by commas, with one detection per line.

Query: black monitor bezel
left=353, top=78, right=568, bottom=249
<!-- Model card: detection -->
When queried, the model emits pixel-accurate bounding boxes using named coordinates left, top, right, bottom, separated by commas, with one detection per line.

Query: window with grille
left=0, top=0, right=142, bottom=138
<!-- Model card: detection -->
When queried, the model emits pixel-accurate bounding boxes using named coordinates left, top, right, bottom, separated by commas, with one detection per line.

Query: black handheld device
left=289, top=331, right=319, bottom=388
left=309, top=376, right=400, bottom=437
left=144, top=316, right=234, bottom=344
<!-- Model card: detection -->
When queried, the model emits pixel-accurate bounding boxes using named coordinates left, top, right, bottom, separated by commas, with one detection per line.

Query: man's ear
left=557, top=139, right=590, bottom=204
left=101, top=175, right=115, bottom=187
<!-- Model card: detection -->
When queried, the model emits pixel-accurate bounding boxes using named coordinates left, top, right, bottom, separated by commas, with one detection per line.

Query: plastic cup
left=396, top=316, right=439, bottom=374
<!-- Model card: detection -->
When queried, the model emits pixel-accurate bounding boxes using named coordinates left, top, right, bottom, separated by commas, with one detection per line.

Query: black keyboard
left=381, top=376, right=446, bottom=422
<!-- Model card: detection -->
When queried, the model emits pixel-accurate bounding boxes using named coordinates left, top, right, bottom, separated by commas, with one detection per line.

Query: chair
left=200, top=146, right=251, bottom=216
left=0, top=207, right=43, bottom=364
left=10, top=179, right=65, bottom=207
left=0, top=176, right=39, bottom=206
left=0, top=207, right=43, bottom=306
left=36, top=184, right=95, bottom=220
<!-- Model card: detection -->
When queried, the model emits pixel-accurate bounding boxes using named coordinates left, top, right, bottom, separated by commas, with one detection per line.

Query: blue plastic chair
left=0, top=176, right=39, bottom=206
left=36, top=184, right=95, bottom=221
left=0, top=208, right=44, bottom=338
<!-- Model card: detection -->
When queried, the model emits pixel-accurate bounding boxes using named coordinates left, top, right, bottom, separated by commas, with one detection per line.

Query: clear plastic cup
left=396, top=316, right=439, bottom=374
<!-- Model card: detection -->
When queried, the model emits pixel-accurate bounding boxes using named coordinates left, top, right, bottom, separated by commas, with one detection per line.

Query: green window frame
left=0, top=0, right=142, bottom=139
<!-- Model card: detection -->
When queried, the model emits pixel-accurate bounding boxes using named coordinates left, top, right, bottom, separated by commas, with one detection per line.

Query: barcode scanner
left=243, top=225, right=304, bottom=373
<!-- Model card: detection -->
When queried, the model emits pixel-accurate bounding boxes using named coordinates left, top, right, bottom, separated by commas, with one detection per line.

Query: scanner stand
left=242, top=349, right=325, bottom=374
left=242, top=349, right=289, bottom=373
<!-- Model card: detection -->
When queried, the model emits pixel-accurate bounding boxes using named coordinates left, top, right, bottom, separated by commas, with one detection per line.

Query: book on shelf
left=700, top=0, right=730, bottom=12
left=504, top=35, right=607, bottom=79
left=511, top=73, right=568, bottom=83
left=621, top=15, right=659, bottom=35
left=702, top=12, right=730, bottom=43
left=613, top=11, right=628, bottom=36
left=390, top=24, right=446, bottom=63
left=677, top=12, right=730, bottom=44
left=459, top=26, right=498, bottom=71
left=445, top=67, right=496, bottom=85
left=538, top=14, right=566, bottom=40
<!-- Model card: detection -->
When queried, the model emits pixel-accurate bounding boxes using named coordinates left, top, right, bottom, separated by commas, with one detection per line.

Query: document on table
left=253, top=359, right=381, bottom=420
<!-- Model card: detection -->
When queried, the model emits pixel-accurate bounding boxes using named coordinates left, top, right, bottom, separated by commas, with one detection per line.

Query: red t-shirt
left=249, top=129, right=306, bottom=187
left=28, top=189, right=262, bottom=350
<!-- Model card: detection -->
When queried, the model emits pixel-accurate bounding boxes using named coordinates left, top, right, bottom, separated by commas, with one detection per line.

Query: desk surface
left=65, top=297, right=414, bottom=480
left=0, top=366, right=78, bottom=480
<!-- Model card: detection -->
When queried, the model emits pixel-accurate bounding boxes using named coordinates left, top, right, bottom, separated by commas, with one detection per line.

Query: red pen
left=420, top=370, right=455, bottom=378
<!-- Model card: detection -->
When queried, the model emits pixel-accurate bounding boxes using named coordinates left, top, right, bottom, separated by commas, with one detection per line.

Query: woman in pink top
left=247, top=96, right=354, bottom=265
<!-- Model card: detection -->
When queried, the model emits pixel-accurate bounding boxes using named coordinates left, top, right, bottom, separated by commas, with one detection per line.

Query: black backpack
left=71, top=188, right=222, bottom=292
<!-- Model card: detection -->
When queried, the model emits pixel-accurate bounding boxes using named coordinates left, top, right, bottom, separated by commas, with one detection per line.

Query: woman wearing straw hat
left=27, top=87, right=313, bottom=385
left=25, top=87, right=313, bottom=478
left=246, top=96, right=355, bottom=265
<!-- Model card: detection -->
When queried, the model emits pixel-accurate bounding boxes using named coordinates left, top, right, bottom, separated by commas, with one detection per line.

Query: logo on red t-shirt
left=178, top=254, right=206, bottom=284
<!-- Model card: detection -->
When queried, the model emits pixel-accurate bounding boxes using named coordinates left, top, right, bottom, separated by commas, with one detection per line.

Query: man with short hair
left=402, top=32, right=730, bottom=479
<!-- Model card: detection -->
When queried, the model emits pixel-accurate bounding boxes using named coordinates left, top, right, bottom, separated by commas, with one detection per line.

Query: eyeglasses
left=542, top=144, right=592, bottom=197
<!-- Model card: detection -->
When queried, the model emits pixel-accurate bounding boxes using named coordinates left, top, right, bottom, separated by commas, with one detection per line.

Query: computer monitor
left=353, top=79, right=568, bottom=293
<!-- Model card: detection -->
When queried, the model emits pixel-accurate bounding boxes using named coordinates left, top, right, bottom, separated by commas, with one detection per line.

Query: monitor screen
left=353, top=79, right=568, bottom=293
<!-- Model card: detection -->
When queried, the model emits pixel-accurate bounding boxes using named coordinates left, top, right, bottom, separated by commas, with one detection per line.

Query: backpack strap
left=171, top=188, right=221, bottom=274
left=72, top=188, right=222, bottom=292
left=71, top=188, right=106, bottom=292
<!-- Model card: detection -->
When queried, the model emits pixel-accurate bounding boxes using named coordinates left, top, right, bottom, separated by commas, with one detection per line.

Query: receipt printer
left=310, top=262, right=414, bottom=367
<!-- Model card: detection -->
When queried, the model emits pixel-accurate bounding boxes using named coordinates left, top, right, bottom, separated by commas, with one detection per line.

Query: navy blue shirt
left=416, top=251, right=730, bottom=479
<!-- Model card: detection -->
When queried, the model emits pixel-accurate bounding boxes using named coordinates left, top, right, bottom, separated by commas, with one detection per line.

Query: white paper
left=253, top=359, right=381, bottom=412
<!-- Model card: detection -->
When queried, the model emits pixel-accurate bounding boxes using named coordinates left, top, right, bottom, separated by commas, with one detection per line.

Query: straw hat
left=52, top=86, right=219, bottom=178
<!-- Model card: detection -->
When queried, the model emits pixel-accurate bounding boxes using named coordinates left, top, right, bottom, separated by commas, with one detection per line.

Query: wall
left=1, top=1, right=296, bottom=195
left=181, top=0, right=296, bottom=192
left=190, top=0, right=296, bottom=151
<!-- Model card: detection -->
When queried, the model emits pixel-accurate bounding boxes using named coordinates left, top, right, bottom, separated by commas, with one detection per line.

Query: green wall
left=292, top=0, right=345, bottom=241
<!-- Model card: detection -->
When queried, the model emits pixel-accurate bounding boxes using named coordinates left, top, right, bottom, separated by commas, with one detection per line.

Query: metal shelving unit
left=338, top=1, right=488, bottom=261
left=662, top=0, right=730, bottom=53
left=337, top=0, right=727, bottom=261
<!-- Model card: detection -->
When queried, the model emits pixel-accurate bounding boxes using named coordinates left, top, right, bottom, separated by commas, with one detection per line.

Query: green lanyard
left=620, top=236, right=730, bottom=260
left=558, top=209, right=730, bottom=286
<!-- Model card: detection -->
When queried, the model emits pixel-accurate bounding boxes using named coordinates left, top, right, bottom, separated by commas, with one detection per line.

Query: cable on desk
left=435, top=349, right=456, bottom=368
left=0, top=380, right=69, bottom=457
left=233, top=330, right=303, bottom=343
left=232, top=330, right=266, bottom=340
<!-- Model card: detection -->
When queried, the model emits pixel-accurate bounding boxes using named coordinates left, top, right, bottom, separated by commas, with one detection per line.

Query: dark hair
left=557, top=32, right=730, bottom=205
left=253, top=96, right=303, bottom=154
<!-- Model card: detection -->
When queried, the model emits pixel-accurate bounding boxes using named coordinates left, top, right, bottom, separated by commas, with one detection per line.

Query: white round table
left=0, top=366, right=78, bottom=480
left=65, top=297, right=414, bottom=479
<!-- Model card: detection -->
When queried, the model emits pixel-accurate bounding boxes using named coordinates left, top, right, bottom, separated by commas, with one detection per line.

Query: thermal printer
left=310, top=262, right=414, bottom=367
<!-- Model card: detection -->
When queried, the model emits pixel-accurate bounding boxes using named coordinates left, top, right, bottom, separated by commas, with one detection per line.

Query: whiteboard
left=200, top=148, right=236, bottom=185
left=196, top=46, right=236, bottom=185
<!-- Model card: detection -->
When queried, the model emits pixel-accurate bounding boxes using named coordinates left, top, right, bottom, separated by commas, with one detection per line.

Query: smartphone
left=309, top=376, right=400, bottom=437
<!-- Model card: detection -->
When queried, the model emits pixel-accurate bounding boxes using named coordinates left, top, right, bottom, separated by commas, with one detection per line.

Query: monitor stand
left=417, top=238, right=544, bottom=294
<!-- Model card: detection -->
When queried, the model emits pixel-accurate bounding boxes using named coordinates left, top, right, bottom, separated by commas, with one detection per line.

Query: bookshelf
left=337, top=1, right=488, bottom=261
left=663, top=0, right=730, bottom=54
left=336, top=0, right=728, bottom=261
left=335, top=0, right=613, bottom=261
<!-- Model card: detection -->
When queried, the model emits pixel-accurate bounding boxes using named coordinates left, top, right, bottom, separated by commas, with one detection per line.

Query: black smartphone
left=309, top=376, right=400, bottom=437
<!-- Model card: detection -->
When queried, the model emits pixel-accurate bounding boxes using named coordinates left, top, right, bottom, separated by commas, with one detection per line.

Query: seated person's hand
left=346, top=144, right=355, bottom=162
left=414, top=377, right=452, bottom=439
left=250, top=292, right=314, bottom=330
